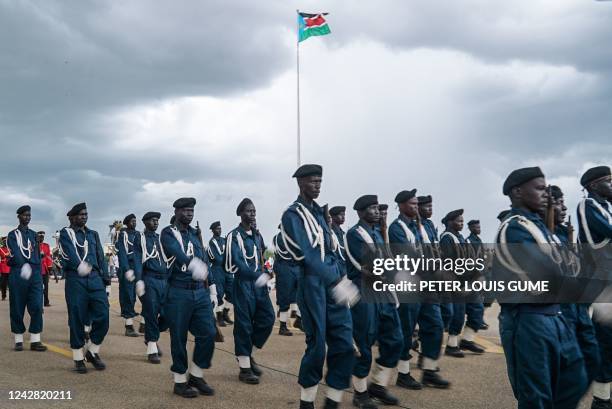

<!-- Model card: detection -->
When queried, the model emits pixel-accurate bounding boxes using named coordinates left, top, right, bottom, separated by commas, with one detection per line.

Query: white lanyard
left=13, top=229, right=32, bottom=260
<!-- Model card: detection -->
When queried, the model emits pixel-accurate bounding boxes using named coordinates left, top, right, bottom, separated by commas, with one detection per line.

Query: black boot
left=238, top=368, right=259, bottom=384
left=422, top=370, right=451, bottom=389
left=30, top=342, right=47, bottom=352
left=188, top=374, right=215, bottom=396
left=173, top=382, right=198, bottom=398
left=148, top=353, right=161, bottom=364
left=293, top=316, right=303, bottom=331
left=223, top=308, right=234, bottom=325
left=85, top=351, right=106, bottom=370
left=279, top=322, right=293, bottom=336
left=591, top=397, right=612, bottom=409
left=396, top=372, right=422, bottom=390
left=74, top=360, right=87, bottom=374
left=250, top=356, right=262, bottom=376
left=14, top=342, right=23, bottom=351
left=323, top=397, right=339, bottom=409
left=125, top=325, right=139, bottom=337
left=459, top=339, right=485, bottom=354
left=352, top=391, right=378, bottom=409
left=480, top=322, right=489, bottom=330
left=368, top=383, right=399, bottom=406
left=157, top=345, right=163, bottom=357
left=299, top=400, right=315, bottom=409
left=444, top=345, right=465, bottom=358
left=216, top=311, right=227, bottom=327
left=290, top=310, right=297, bottom=319
left=138, top=322, right=145, bottom=334
left=215, top=325, right=224, bottom=343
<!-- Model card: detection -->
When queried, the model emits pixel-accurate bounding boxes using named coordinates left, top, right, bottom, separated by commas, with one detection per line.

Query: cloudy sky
left=1, top=0, right=611, bottom=244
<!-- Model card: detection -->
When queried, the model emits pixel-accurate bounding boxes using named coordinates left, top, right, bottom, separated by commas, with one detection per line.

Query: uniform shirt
left=577, top=192, right=612, bottom=243
left=345, top=220, right=384, bottom=285
left=59, top=227, right=108, bottom=276
left=0, top=246, right=10, bottom=274
left=439, top=230, right=467, bottom=260
left=160, top=224, right=211, bottom=286
left=7, top=227, right=41, bottom=269
left=39, top=242, right=54, bottom=275
left=421, top=218, right=439, bottom=243
left=281, top=196, right=342, bottom=288
left=388, top=214, right=423, bottom=244
left=466, top=233, right=483, bottom=258
left=226, top=225, right=264, bottom=281
left=116, top=229, right=139, bottom=272
left=134, top=230, right=167, bottom=281
left=207, top=236, right=226, bottom=271
left=331, top=223, right=348, bottom=275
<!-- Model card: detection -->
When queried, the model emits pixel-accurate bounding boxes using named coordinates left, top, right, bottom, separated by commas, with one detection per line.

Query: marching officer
left=273, top=226, right=301, bottom=336
left=0, top=237, right=9, bottom=301
left=465, top=220, right=487, bottom=330
left=117, top=214, right=141, bottom=336
left=37, top=231, right=54, bottom=307
left=208, top=221, right=232, bottom=327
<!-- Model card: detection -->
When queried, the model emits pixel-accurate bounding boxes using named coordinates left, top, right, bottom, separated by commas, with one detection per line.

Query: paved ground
left=0, top=279, right=593, bottom=409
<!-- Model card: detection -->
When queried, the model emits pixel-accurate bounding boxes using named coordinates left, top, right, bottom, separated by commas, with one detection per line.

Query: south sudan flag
left=298, top=12, right=331, bottom=42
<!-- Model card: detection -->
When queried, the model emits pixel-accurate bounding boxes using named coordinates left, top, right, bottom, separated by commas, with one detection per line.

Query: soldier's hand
left=209, top=284, right=218, bottom=310
left=20, top=263, right=32, bottom=280
left=125, top=269, right=135, bottom=282
left=188, top=257, right=209, bottom=281
left=332, top=276, right=360, bottom=307
left=255, top=273, right=272, bottom=288
left=77, top=261, right=92, bottom=277
left=135, top=280, right=145, bottom=297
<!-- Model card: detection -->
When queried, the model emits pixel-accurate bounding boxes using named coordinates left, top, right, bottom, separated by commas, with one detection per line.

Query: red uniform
left=0, top=246, right=9, bottom=274
left=39, top=242, right=53, bottom=275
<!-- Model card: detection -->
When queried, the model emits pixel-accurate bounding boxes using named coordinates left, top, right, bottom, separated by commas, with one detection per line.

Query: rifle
left=196, top=221, right=224, bottom=343
left=545, top=185, right=555, bottom=232
left=567, top=216, right=575, bottom=244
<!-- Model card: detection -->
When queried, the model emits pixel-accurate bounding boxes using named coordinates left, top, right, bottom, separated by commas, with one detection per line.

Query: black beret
left=550, top=185, right=563, bottom=201
left=395, top=189, right=417, bottom=204
left=329, top=206, right=346, bottom=216
left=16, top=205, right=31, bottom=215
left=580, top=166, right=610, bottom=187
left=67, top=202, right=87, bottom=217
left=236, top=198, right=254, bottom=215
left=467, top=219, right=480, bottom=226
left=417, top=195, right=432, bottom=205
left=353, top=195, right=378, bottom=211
left=173, top=197, right=196, bottom=209
left=142, top=212, right=161, bottom=222
left=209, top=221, right=221, bottom=230
left=123, top=214, right=136, bottom=225
left=292, top=164, right=323, bottom=178
left=378, top=204, right=388, bottom=211
left=503, top=167, right=544, bottom=196
left=497, top=209, right=511, bottom=222
left=441, top=209, right=464, bottom=225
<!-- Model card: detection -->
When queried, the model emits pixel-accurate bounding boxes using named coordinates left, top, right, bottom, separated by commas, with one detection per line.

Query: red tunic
left=0, top=246, right=10, bottom=274
left=39, top=242, right=53, bottom=275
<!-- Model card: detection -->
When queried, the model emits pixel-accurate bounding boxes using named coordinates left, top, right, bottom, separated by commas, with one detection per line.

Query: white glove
left=267, top=278, right=276, bottom=291
left=255, top=273, right=272, bottom=288
left=105, top=285, right=112, bottom=297
left=20, top=263, right=32, bottom=280
left=188, top=257, right=209, bottom=281
left=125, top=269, right=135, bottom=282
left=77, top=261, right=92, bottom=277
left=332, top=276, right=361, bottom=307
left=135, top=280, right=145, bottom=297
left=209, top=284, right=218, bottom=310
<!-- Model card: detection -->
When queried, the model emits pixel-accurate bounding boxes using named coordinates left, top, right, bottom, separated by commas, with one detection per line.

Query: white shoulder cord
left=123, top=231, right=134, bottom=255
left=578, top=198, right=611, bottom=249
left=12, top=229, right=32, bottom=260
left=208, top=237, right=223, bottom=261
left=274, top=234, right=293, bottom=261
left=59, top=227, right=89, bottom=262
left=344, top=226, right=375, bottom=272
left=440, top=231, right=460, bottom=244
left=226, top=230, right=259, bottom=273
left=330, top=230, right=345, bottom=261
left=140, top=233, right=160, bottom=264
left=396, top=219, right=416, bottom=244
left=159, top=226, right=194, bottom=270
left=550, top=233, right=581, bottom=277
left=225, top=232, right=238, bottom=273
left=418, top=224, right=432, bottom=244
left=295, top=203, right=325, bottom=261
left=279, top=222, right=305, bottom=261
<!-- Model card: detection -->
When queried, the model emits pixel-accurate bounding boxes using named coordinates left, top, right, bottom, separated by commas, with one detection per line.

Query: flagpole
left=296, top=9, right=301, bottom=167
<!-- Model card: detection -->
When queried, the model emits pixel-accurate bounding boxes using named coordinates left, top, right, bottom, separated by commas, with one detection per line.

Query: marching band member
left=116, top=213, right=141, bottom=336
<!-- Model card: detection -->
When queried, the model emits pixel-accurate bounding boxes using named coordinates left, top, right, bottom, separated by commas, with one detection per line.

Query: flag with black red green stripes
left=298, top=12, right=331, bottom=42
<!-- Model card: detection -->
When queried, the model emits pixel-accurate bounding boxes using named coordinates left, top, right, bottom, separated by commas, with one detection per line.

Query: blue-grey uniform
left=225, top=223, right=275, bottom=362
left=7, top=225, right=43, bottom=340
left=160, top=214, right=216, bottom=380
left=59, top=223, right=109, bottom=353
left=281, top=195, right=354, bottom=396
left=116, top=222, right=139, bottom=321
left=273, top=232, right=300, bottom=314
left=134, top=215, right=168, bottom=350
left=465, top=231, right=486, bottom=333
left=389, top=211, right=444, bottom=375
left=577, top=182, right=612, bottom=388
left=331, top=223, right=348, bottom=276
left=345, top=218, right=403, bottom=388
left=207, top=234, right=227, bottom=306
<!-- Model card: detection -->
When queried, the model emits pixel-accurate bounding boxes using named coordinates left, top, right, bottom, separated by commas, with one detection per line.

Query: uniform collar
left=296, top=195, right=322, bottom=213
left=588, top=192, right=609, bottom=205
left=357, top=220, right=377, bottom=236
left=399, top=213, right=416, bottom=226
left=510, top=207, right=544, bottom=222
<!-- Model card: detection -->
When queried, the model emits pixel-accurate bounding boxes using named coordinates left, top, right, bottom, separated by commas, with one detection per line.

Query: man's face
left=361, top=204, right=380, bottom=225
left=144, top=217, right=159, bottom=232
left=450, top=215, right=464, bottom=232
left=299, top=176, right=322, bottom=200
left=379, top=209, right=388, bottom=223
left=37, top=233, right=45, bottom=243
left=514, top=177, right=548, bottom=213
left=400, top=198, right=419, bottom=218
left=469, top=223, right=481, bottom=235
left=592, top=177, right=612, bottom=201
left=74, top=209, right=88, bottom=228
left=175, top=207, right=194, bottom=225
left=213, top=226, right=222, bottom=236
left=127, top=218, right=137, bottom=230
left=18, top=210, right=31, bottom=226
left=241, top=203, right=257, bottom=226
left=554, top=197, right=567, bottom=224
left=419, top=203, right=433, bottom=219
left=332, top=211, right=345, bottom=226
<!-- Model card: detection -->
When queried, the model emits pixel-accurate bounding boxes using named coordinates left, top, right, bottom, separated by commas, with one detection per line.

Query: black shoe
left=223, top=308, right=234, bottom=325
left=173, top=382, right=198, bottom=398
left=215, top=326, right=224, bottom=343
left=591, top=397, right=612, bottom=409
left=85, top=351, right=106, bottom=370
left=480, top=322, right=489, bottom=330
left=412, top=339, right=420, bottom=352
left=238, top=368, right=259, bottom=384
left=148, top=353, right=161, bottom=364
left=279, top=322, right=293, bottom=336
left=30, top=341, right=47, bottom=352
left=125, top=325, right=139, bottom=337
left=293, top=316, right=303, bottom=331
left=368, top=383, right=399, bottom=406
left=324, top=397, right=339, bottom=409
left=250, top=356, right=262, bottom=377
left=352, top=391, right=378, bottom=409
left=300, top=400, right=315, bottom=409
left=84, top=331, right=90, bottom=342
left=14, top=342, right=23, bottom=351
left=188, top=374, right=215, bottom=396
left=422, top=370, right=451, bottom=389
left=157, top=345, right=163, bottom=357
left=216, top=311, right=227, bottom=327
left=74, top=360, right=87, bottom=374
left=459, top=339, right=485, bottom=354
left=444, top=345, right=465, bottom=358
left=396, top=372, right=422, bottom=390
left=290, top=310, right=297, bottom=319
left=138, top=322, right=145, bottom=334
left=44, top=303, right=51, bottom=307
